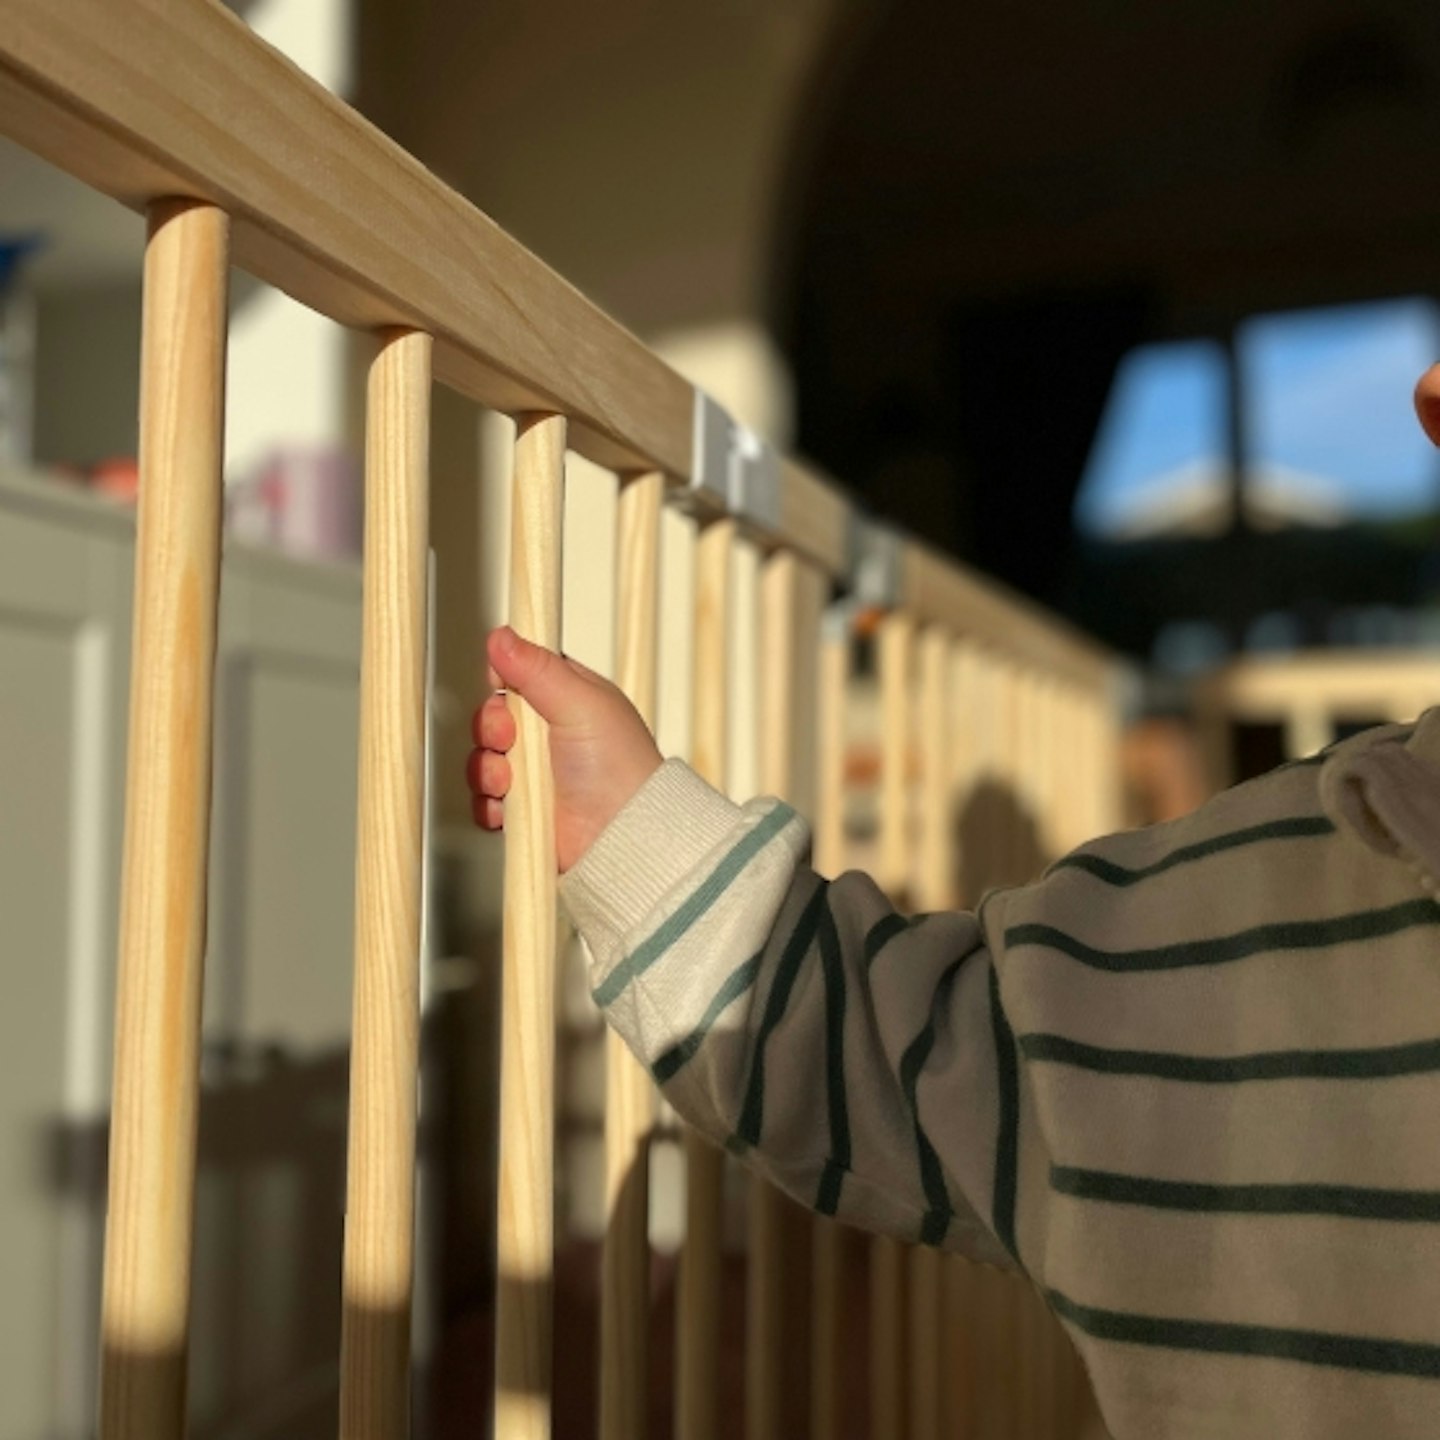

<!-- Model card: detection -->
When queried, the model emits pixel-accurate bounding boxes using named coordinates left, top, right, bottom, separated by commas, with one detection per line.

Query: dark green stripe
left=863, top=912, right=912, bottom=968
left=1020, top=1032, right=1440, bottom=1083
left=816, top=1159, right=846, bottom=1217
left=651, top=952, right=763, bottom=1084
left=1051, top=815, right=1335, bottom=887
left=1005, top=898, right=1440, bottom=974
left=1052, top=1166, right=1440, bottom=1222
left=988, top=965, right=1021, bottom=1263
left=1048, top=1288, right=1440, bottom=1380
left=897, top=952, right=975, bottom=1237
left=734, top=881, right=830, bottom=1148
left=817, top=902, right=851, bottom=1209
left=593, top=801, right=796, bottom=1007
left=920, top=1208, right=951, bottom=1247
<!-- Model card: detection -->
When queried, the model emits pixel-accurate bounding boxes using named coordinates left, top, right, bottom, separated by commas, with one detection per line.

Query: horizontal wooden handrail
left=0, top=0, right=1116, bottom=671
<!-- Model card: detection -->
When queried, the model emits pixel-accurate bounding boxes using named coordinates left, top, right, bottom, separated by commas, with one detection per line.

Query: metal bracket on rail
left=684, top=389, right=781, bottom=537
left=849, top=514, right=904, bottom=611
left=685, top=388, right=732, bottom=517
left=726, top=421, right=781, bottom=535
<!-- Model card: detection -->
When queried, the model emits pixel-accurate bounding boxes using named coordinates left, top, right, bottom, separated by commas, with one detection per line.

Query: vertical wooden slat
left=676, top=517, right=735, bottom=1440
left=989, top=659, right=1024, bottom=1439
left=871, top=611, right=913, bottom=1440
left=99, top=198, right=230, bottom=1440
left=907, top=1247, right=942, bottom=1440
left=599, top=472, right=664, bottom=1440
left=909, top=625, right=951, bottom=1440
left=746, top=547, right=790, bottom=1440
left=915, top=625, right=954, bottom=913
left=941, top=1253, right=977, bottom=1437
left=1034, top=679, right=1064, bottom=1440
left=869, top=1239, right=908, bottom=1440
left=747, top=552, right=826, bottom=1440
left=876, top=613, right=914, bottom=902
left=339, top=326, right=433, bottom=1440
left=810, top=610, right=851, bottom=1440
left=942, top=637, right=981, bottom=1440
left=494, top=413, right=566, bottom=1440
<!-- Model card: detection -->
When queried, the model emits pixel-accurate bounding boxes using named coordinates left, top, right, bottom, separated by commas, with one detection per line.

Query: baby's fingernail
left=495, top=626, right=517, bottom=655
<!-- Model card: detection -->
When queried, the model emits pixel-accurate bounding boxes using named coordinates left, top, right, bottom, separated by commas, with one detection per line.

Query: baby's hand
left=468, top=627, right=663, bottom=873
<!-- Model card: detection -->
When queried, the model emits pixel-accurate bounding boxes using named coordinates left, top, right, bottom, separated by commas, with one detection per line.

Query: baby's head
left=1417, top=365, right=1440, bottom=447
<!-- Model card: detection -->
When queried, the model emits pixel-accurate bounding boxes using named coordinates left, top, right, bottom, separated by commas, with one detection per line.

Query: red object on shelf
left=91, top=456, right=139, bottom=502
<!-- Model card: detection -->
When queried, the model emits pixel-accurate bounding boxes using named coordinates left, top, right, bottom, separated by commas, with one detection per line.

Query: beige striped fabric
left=561, top=712, right=1440, bottom=1439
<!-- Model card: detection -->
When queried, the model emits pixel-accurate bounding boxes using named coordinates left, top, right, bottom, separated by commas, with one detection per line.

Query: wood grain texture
left=495, top=414, right=566, bottom=1440
left=99, top=198, right=229, bottom=1440
left=0, top=0, right=689, bottom=478
left=338, top=328, right=433, bottom=1440
left=676, top=518, right=733, bottom=1440
left=600, top=472, right=664, bottom=1440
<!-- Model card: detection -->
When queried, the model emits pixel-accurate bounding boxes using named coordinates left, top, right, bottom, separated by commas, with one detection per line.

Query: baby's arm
left=474, top=627, right=1017, bottom=1262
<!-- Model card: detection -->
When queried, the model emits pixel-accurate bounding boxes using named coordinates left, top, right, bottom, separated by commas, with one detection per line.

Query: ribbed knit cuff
left=559, top=758, right=743, bottom=974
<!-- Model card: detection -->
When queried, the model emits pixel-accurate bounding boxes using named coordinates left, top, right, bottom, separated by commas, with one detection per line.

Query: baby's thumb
left=487, top=626, right=582, bottom=727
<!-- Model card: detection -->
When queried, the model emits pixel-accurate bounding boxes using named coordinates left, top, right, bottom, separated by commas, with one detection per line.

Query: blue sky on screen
left=1075, top=298, right=1440, bottom=536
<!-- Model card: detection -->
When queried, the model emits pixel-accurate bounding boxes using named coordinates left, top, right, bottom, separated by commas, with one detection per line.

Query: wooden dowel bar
left=810, top=610, right=851, bottom=1440
left=338, top=326, right=434, bottom=1440
left=745, top=549, right=790, bottom=1440
left=494, top=412, right=566, bottom=1440
left=869, top=1238, right=908, bottom=1440
left=876, top=613, right=914, bottom=901
left=600, top=471, right=664, bottom=1440
left=909, top=626, right=952, bottom=1440
left=676, top=517, right=735, bottom=1440
left=99, top=197, right=230, bottom=1440
left=746, top=551, right=827, bottom=1440
left=915, top=626, right=954, bottom=914
left=871, top=609, right=914, bottom=1440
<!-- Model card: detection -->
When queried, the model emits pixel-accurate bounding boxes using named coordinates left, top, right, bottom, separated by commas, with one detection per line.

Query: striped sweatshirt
left=560, top=710, right=1440, bottom=1439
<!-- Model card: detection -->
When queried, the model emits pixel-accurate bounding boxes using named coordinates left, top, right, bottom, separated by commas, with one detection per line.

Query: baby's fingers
left=472, top=693, right=517, bottom=751
left=466, top=747, right=512, bottom=800
left=472, top=795, right=505, bottom=831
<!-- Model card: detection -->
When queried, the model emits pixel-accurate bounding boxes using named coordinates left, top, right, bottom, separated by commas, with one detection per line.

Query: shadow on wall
left=955, top=777, right=1051, bottom=905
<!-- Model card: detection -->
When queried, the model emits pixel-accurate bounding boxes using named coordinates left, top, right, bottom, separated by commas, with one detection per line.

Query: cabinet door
left=0, top=478, right=371, bottom=1440
left=188, top=548, right=363, bottom=1439
left=0, top=480, right=132, bottom=1440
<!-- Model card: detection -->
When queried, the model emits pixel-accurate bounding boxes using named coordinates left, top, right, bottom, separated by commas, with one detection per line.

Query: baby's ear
left=1416, top=365, right=1440, bottom=447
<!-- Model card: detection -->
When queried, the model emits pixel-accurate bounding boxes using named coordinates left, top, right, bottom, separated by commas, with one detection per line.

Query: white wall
left=225, top=0, right=355, bottom=481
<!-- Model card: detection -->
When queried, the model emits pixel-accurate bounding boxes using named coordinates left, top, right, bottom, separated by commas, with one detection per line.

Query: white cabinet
left=0, top=470, right=368, bottom=1438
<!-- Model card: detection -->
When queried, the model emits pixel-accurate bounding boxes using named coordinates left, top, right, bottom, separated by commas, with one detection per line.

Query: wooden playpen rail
left=0, top=3, right=1121, bottom=1436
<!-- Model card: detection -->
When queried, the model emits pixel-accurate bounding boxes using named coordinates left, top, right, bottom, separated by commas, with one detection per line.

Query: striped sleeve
left=983, top=713, right=1440, bottom=1438
left=565, top=711, right=1440, bottom=1439
left=561, top=758, right=1014, bottom=1263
